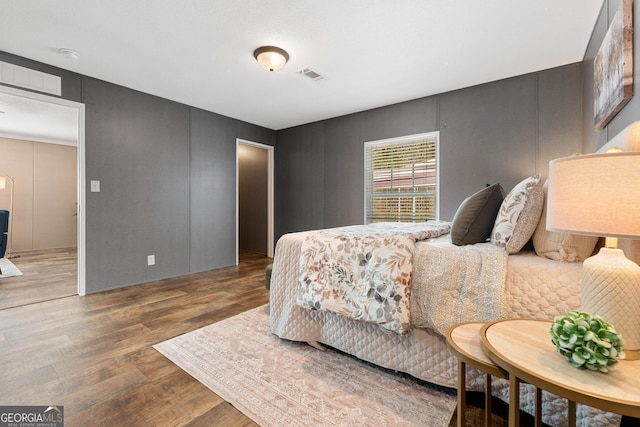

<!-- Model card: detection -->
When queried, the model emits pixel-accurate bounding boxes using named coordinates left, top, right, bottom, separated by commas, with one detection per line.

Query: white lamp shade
left=0, top=177, right=5, bottom=189
left=547, top=152, right=640, bottom=239
left=549, top=151, right=640, bottom=359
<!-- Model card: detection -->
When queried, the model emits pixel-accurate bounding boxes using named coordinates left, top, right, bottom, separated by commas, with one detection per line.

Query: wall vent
left=297, top=67, right=324, bottom=81
left=0, top=61, right=62, bottom=96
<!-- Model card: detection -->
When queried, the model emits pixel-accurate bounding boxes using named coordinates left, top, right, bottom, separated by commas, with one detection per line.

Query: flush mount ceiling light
left=253, top=46, right=289, bottom=72
left=59, top=48, right=80, bottom=60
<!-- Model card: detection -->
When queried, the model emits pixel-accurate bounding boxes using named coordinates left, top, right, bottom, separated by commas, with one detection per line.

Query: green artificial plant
left=549, top=310, right=625, bottom=373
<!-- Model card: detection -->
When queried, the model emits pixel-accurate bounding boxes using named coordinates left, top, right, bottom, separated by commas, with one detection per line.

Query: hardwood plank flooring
left=0, top=247, right=78, bottom=310
left=0, top=251, right=503, bottom=426
left=0, top=252, right=268, bottom=426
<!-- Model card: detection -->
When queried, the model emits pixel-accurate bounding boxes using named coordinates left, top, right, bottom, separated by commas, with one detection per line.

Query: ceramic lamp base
left=582, top=248, right=640, bottom=360
left=624, top=349, right=640, bottom=361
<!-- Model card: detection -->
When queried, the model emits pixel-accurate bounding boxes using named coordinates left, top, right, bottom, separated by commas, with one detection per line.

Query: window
left=364, top=132, right=438, bottom=223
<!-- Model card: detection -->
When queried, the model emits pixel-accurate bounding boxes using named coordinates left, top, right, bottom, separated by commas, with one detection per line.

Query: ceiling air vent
left=297, top=67, right=324, bottom=81
left=0, top=61, right=62, bottom=96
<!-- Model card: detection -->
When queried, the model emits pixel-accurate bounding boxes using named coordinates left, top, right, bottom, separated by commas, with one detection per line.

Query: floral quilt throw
left=296, top=221, right=451, bottom=334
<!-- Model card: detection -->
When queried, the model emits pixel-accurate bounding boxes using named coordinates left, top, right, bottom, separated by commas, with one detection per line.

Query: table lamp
left=547, top=151, right=640, bottom=360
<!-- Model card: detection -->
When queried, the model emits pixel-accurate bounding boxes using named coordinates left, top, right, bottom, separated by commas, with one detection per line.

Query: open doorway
left=0, top=85, right=85, bottom=308
left=236, top=139, right=274, bottom=261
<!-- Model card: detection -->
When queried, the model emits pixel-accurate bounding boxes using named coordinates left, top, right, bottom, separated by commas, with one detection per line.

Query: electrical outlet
left=147, top=255, right=155, bottom=266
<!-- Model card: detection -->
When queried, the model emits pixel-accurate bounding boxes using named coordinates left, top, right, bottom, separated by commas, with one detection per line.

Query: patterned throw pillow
left=491, top=174, right=544, bottom=254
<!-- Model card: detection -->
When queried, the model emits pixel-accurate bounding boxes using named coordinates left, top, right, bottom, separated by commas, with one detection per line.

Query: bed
left=269, top=171, right=622, bottom=426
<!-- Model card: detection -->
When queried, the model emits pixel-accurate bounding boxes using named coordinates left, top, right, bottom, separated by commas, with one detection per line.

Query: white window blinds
left=364, top=132, right=438, bottom=223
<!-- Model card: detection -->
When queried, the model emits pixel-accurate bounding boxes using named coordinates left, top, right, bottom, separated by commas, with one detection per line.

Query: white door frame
left=236, top=139, right=274, bottom=260
left=0, top=85, right=86, bottom=295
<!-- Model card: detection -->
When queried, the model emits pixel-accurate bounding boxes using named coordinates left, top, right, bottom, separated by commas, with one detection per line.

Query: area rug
left=0, top=258, right=22, bottom=278
left=154, top=305, right=456, bottom=426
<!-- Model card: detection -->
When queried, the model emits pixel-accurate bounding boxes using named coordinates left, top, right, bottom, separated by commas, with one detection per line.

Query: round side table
left=446, top=322, right=508, bottom=427
left=481, top=319, right=640, bottom=427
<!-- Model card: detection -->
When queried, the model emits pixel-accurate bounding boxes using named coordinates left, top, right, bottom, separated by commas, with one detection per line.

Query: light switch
left=90, top=180, right=100, bottom=192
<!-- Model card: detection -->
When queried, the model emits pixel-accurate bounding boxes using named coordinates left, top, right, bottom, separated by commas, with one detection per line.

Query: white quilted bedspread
left=505, top=250, right=583, bottom=319
left=411, top=237, right=508, bottom=335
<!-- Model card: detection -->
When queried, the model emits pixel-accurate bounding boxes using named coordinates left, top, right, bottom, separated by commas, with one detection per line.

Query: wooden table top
left=481, top=319, right=640, bottom=418
left=446, top=322, right=507, bottom=379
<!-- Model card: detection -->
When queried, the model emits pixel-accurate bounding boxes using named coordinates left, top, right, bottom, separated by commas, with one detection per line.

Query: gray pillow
left=451, top=183, right=505, bottom=246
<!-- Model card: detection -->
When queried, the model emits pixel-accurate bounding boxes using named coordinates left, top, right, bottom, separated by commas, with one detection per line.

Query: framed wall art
left=594, top=0, right=634, bottom=131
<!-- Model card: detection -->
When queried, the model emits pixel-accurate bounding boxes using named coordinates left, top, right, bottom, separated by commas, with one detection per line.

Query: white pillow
left=532, top=180, right=598, bottom=262
left=491, top=174, right=544, bottom=254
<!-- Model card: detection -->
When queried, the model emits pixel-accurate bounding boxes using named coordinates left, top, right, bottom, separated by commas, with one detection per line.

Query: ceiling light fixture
left=253, top=46, right=289, bottom=72
left=59, top=48, right=80, bottom=60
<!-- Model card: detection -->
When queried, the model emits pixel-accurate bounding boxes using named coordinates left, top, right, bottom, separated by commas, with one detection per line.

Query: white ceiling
left=0, top=91, right=79, bottom=146
left=0, top=0, right=604, bottom=136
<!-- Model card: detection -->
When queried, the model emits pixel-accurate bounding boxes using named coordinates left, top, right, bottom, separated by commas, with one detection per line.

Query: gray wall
left=189, top=108, right=238, bottom=273
left=276, top=122, right=325, bottom=235
left=276, top=63, right=583, bottom=239
left=582, top=0, right=640, bottom=153
left=0, top=51, right=275, bottom=294
left=238, top=144, right=268, bottom=254
left=84, top=77, right=190, bottom=289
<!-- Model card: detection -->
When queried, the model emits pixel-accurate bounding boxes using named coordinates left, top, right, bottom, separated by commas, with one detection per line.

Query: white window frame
left=364, top=131, right=440, bottom=224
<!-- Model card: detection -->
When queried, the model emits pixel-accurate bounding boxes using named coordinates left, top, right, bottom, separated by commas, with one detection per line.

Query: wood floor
left=0, top=251, right=504, bottom=426
left=0, top=247, right=78, bottom=310
left=0, top=252, right=269, bottom=426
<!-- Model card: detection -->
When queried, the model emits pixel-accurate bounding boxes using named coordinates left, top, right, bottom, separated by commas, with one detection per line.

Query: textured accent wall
left=189, top=108, right=238, bottom=273
left=83, top=77, right=192, bottom=290
left=276, top=63, right=583, bottom=239
left=276, top=122, right=325, bottom=236
left=0, top=51, right=275, bottom=294
left=438, top=75, right=538, bottom=219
